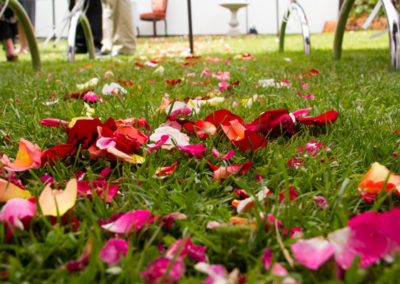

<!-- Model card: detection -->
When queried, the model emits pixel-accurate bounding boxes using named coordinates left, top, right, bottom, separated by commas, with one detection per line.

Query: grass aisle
left=0, top=32, right=400, bottom=283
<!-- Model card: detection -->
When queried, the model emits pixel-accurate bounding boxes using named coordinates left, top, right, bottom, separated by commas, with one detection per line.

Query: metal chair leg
left=164, top=19, right=168, bottom=36
left=334, top=0, right=400, bottom=69
left=67, top=12, right=95, bottom=62
left=333, top=0, right=355, bottom=60
left=382, top=0, right=400, bottom=69
left=279, top=0, right=311, bottom=55
left=153, top=20, right=157, bottom=37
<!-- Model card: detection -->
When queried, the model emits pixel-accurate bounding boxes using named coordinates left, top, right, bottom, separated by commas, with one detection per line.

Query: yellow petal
left=38, top=179, right=77, bottom=216
left=132, top=154, right=145, bottom=164
left=68, top=117, right=93, bottom=128
left=0, top=178, right=31, bottom=202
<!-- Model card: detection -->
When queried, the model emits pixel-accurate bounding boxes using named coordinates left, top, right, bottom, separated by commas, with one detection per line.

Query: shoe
left=248, top=27, right=258, bottom=35
left=6, top=55, right=18, bottom=62
left=75, top=47, right=88, bottom=54
left=100, top=48, right=111, bottom=55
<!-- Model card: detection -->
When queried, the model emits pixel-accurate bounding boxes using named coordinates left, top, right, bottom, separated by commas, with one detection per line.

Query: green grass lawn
left=1, top=31, right=400, bottom=283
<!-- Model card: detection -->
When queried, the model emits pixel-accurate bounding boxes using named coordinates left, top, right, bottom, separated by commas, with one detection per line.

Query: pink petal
left=168, top=107, right=192, bottom=121
left=218, top=81, right=230, bottom=92
left=378, top=208, right=400, bottom=247
left=271, top=263, right=288, bottom=277
left=166, top=237, right=207, bottom=263
left=263, top=248, right=273, bottom=269
left=213, top=71, right=230, bottom=81
left=147, top=135, right=170, bottom=154
left=290, top=107, right=313, bottom=120
left=314, top=195, right=329, bottom=209
left=195, top=262, right=228, bottom=284
left=209, top=161, right=253, bottom=182
left=40, top=118, right=69, bottom=128
left=96, top=137, right=116, bottom=150
left=99, top=238, right=129, bottom=265
left=201, top=67, right=211, bottom=78
left=100, top=167, right=112, bottom=178
left=347, top=211, right=389, bottom=268
left=291, top=237, right=335, bottom=270
left=40, top=174, right=55, bottom=186
left=66, top=240, right=93, bottom=272
left=141, top=257, right=185, bottom=284
left=303, top=93, right=315, bottom=100
left=0, top=198, right=36, bottom=230
left=328, top=227, right=358, bottom=270
left=83, top=91, right=102, bottom=103
left=101, top=210, right=155, bottom=234
left=301, top=81, right=309, bottom=90
left=161, top=212, right=187, bottom=229
left=178, top=144, right=208, bottom=158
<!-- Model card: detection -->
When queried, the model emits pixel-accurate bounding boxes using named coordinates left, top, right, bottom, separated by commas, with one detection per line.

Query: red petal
left=297, top=110, right=338, bottom=126
left=232, top=131, right=268, bottom=152
left=204, top=109, right=243, bottom=127
left=41, top=144, right=75, bottom=165
left=40, top=118, right=69, bottom=128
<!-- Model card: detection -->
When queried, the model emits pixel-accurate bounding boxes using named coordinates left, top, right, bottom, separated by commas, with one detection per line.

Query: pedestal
left=219, top=2, right=248, bottom=36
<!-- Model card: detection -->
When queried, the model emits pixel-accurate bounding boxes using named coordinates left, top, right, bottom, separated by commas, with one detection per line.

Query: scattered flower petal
left=99, top=238, right=129, bottom=265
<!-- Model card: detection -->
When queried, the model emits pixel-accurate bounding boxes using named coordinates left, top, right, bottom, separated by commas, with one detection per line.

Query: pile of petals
left=291, top=207, right=400, bottom=270
left=179, top=108, right=338, bottom=152
left=40, top=117, right=149, bottom=165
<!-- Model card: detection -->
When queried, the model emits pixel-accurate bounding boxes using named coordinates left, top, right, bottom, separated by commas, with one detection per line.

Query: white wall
left=34, top=0, right=339, bottom=38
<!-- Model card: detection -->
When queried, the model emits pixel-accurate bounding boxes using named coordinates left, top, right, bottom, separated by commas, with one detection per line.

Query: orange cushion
left=140, top=12, right=166, bottom=21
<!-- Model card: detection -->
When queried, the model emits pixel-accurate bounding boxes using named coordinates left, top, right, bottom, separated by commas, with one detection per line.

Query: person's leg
left=17, top=23, right=29, bottom=53
left=3, top=38, right=18, bottom=60
left=74, top=0, right=103, bottom=53
left=86, top=0, right=103, bottom=51
left=101, top=0, right=114, bottom=54
left=0, top=9, right=18, bottom=61
left=17, top=0, right=35, bottom=53
left=111, top=0, right=136, bottom=55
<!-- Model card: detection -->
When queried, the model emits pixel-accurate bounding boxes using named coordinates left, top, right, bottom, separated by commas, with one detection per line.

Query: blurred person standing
left=18, top=0, right=35, bottom=54
left=69, top=0, right=103, bottom=53
left=0, top=7, right=18, bottom=61
left=101, top=0, right=136, bottom=56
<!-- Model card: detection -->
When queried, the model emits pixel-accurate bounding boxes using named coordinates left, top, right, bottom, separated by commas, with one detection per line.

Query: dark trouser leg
left=73, top=0, right=103, bottom=52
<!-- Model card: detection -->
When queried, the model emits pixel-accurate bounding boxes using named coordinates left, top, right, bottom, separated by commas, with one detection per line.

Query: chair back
left=152, top=0, right=168, bottom=13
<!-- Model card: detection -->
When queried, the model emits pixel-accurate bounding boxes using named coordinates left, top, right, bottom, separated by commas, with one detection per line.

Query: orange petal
left=1, top=139, right=41, bottom=172
left=38, top=179, right=77, bottom=216
left=358, top=162, right=400, bottom=194
left=230, top=217, right=249, bottom=225
left=0, top=178, right=31, bottom=202
left=106, top=147, right=145, bottom=164
left=221, top=119, right=246, bottom=141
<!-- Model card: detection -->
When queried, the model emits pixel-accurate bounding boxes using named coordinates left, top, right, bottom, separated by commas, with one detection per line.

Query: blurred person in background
left=18, top=0, right=35, bottom=54
left=0, top=7, right=18, bottom=61
left=69, top=0, right=103, bottom=54
left=101, top=0, right=136, bottom=56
